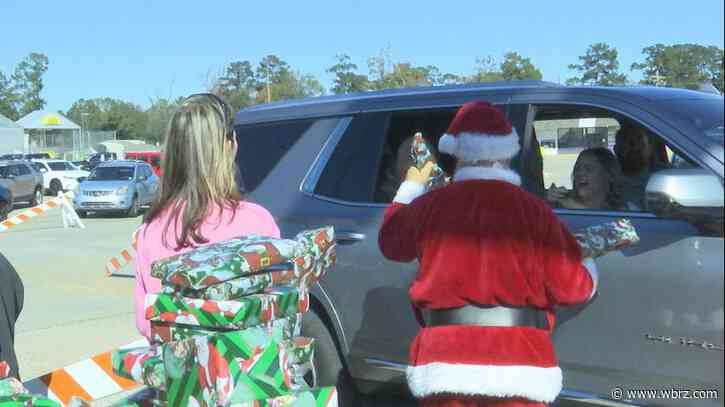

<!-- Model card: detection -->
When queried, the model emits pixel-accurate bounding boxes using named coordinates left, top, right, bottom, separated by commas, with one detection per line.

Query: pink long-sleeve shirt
left=133, top=201, right=280, bottom=338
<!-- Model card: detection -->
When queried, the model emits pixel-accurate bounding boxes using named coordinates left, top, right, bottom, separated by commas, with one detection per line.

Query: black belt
left=423, top=305, right=548, bottom=329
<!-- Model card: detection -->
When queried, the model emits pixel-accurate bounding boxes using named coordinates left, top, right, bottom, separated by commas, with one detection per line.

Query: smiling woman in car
left=133, top=93, right=280, bottom=339
left=547, top=147, right=625, bottom=211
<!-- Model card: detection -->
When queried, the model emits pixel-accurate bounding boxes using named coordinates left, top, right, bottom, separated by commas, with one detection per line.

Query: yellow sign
left=41, top=114, right=62, bottom=126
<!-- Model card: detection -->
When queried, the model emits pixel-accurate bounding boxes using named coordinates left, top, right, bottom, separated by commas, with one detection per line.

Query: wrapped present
left=292, top=227, right=336, bottom=289
left=233, top=387, right=338, bottom=407
left=151, top=236, right=299, bottom=290
left=280, top=337, right=315, bottom=391
left=163, top=266, right=297, bottom=301
left=112, top=347, right=166, bottom=391
left=163, top=331, right=300, bottom=407
left=145, top=286, right=309, bottom=330
left=0, top=362, right=8, bottom=380
left=0, top=393, right=62, bottom=407
left=0, top=378, right=27, bottom=398
left=410, top=132, right=449, bottom=190
left=150, top=314, right=303, bottom=345
left=575, top=219, right=640, bottom=258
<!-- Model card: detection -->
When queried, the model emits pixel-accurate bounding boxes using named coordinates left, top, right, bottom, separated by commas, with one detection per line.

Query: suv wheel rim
left=35, top=190, right=43, bottom=205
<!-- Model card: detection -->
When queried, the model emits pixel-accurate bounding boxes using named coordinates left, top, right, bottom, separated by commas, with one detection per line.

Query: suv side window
left=314, top=113, right=389, bottom=203
left=527, top=104, right=702, bottom=213
left=314, top=106, right=520, bottom=204
left=15, top=164, right=30, bottom=176
left=235, top=119, right=317, bottom=192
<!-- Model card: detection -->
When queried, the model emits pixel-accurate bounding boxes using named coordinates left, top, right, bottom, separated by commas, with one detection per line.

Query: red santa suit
left=378, top=102, right=597, bottom=407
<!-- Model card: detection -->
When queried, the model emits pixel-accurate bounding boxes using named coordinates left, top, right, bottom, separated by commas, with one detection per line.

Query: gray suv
left=73, top=160, right=160, bottom=217
left=234, top=82, right=724, bottom=406
left=0, top=160, right=45, bottom=211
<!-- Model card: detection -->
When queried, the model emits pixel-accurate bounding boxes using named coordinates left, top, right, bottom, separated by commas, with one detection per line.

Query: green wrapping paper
left=162, top=266, right=297, bottom=300
left=0, top=394, right=62, bottom=407
left=163, top=331, right=305, bottom=407
left=145, top=286, right=309, bottom=330
left=155, top=227, right=336, bottom=301
left=150, top=314, right=303, bottom=345
left=230, top=387, right=337, bottom=407
left=574, top=218, right=640, bottom=258
left=112, top=347, right=166, bottom=391
left=151, top=236, right=299, bottom=290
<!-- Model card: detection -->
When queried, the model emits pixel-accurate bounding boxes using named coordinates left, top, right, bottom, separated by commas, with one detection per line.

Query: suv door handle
left=336, top=231, right=366, bottom=244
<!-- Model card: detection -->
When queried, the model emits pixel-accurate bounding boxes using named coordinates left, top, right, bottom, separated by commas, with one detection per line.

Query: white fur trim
left=407, top=363, right=562, bottom=402
left=453, top=166, right=521, bottom=186
left=440, top=130, right=521, bottom=161
left=393, top=181, right=426, bottom=204
left=438, top=133, right=458, bottom=155
left=582, top=257, right=598, bottom=300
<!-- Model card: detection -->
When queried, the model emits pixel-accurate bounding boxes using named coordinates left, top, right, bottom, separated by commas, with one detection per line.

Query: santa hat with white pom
left=439, top=101, right=521, bottom=162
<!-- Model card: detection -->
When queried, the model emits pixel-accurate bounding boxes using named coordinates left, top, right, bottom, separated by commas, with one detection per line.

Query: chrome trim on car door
left=363, top=358, right=408, bottom=372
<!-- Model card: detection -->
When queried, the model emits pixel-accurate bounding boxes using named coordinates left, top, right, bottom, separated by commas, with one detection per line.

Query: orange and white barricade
left=23, top=339, right=149, bottom=406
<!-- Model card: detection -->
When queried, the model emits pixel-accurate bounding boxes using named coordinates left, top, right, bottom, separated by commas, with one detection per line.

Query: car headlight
left=74, top=184, right=81, bottom=194
left=116, top=186, right=129, bottom=195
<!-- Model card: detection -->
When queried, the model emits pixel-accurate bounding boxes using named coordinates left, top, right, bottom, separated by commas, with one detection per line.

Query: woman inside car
left=133, top=93, right=280, bottom=339
left=547, top=147, right=625, bottom=211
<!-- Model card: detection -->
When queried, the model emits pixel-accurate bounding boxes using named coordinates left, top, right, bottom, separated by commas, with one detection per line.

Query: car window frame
left=15, top=164, right=31, bottom=176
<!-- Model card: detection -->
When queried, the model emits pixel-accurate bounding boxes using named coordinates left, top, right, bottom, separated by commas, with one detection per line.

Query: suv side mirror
left=645, top=169, right=724, bottom=220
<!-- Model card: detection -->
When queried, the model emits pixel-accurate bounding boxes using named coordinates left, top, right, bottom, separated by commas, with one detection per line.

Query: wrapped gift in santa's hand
left=409, top=132, right=449, bottom=190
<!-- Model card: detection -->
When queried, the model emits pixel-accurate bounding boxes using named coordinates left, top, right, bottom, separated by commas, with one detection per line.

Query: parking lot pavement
left=1, top=204, right=143, bottom=380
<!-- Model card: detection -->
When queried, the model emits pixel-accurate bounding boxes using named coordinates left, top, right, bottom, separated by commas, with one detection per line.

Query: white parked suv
left=30, top=159, right=90, bottom=196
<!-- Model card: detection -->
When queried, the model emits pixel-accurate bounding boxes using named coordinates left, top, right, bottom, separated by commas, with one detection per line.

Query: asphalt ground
left=1, top=205, right=141, bottom=381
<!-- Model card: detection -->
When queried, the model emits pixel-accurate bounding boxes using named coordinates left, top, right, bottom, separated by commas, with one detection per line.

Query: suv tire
left=302, top=309, right=360, bottom=407
left=31, top=187, right=43, bottom=207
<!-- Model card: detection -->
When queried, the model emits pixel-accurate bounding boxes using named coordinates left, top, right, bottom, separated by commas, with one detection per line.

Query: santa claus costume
left=378, top=102, right=598, bottom=407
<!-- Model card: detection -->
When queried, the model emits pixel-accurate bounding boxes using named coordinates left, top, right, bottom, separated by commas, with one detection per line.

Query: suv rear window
left=235, top=119, right=316, bottom=192
left=49, top=162, right=67, bottom=171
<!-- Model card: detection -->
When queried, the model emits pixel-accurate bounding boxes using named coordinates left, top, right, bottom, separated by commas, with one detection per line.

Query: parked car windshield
left=88, top=166, right=135, bottom=180
left=48, top=162, right=68, bottom=171
left=662, top=98, right=724, bottom=145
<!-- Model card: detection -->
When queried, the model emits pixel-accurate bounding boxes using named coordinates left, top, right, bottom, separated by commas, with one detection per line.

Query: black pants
left=0, top=253, right=23, bottom=380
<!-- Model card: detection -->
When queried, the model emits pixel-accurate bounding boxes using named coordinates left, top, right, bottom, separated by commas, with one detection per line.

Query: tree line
left=1, top=42, right=722, bottom=143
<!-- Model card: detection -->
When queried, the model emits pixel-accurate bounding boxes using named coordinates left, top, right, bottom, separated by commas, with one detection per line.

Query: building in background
left=15, top=110, right=81, bottom=160
left=0, top=113, right=25, bottom=156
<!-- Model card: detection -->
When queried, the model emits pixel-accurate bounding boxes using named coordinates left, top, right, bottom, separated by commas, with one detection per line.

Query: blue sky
left=1, top=0, right=723, bottom=113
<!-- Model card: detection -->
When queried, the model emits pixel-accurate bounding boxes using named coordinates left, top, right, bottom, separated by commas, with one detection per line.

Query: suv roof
left=234, top=81, right=719, bottom=125
left=0, top=160, right=32, bottom=166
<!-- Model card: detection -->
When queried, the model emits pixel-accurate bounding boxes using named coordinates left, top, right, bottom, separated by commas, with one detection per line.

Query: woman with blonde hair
left=133, top=93, right=280, bottom=338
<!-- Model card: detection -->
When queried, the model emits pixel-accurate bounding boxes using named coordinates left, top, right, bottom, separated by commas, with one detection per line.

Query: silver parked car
left=0, top=160, right=45, bottom=210
left=73, top=160, right=160, bottom=217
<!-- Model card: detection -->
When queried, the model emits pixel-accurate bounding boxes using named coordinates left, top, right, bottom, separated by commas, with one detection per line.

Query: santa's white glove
left=393, top=162, right=434, bottom=204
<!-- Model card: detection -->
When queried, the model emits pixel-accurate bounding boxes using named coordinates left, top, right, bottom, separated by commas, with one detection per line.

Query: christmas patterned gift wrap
left=279, top=337, right=315, bottom=391
left=574, top=218, right=640, bottom=258
left=293, top=227, right=336, bottom=289
left=0, top=378, right=27, bottom=397
left=232, top=387, right=338, bottom=407
left=163, top=331, right=300, bottom=407
left=150, top=314, right=303, bottom=345
left=0, top=393, right=62, bottom=407
left=112, top=347, right=166, bottom=391
left=151, top=236, right=299, bottom=290
left=0, top=363, right=8, bottom=380
left=145, top=286, right=309, bottom=330
left=410, top=132, right=449, bottom=190
left=162, top=266, right=297, bottom=301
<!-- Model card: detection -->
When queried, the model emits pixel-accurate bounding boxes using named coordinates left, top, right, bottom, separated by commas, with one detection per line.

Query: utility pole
left=266, top=63, right=272, bottom=103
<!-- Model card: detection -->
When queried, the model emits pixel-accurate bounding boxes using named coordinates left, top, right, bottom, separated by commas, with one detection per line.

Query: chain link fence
left=26, top=130, right=117, bottom=160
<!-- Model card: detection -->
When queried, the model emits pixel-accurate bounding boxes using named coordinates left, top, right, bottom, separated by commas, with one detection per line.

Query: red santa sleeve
left=378, top=181, right=427, bottom=262
left=541, top=211, right=596, bottom=306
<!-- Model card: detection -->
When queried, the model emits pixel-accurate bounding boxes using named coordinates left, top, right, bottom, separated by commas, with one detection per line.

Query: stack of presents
left=111, top=226, right=339, bottom=406
left=2, top=361, right=60, bottom=406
